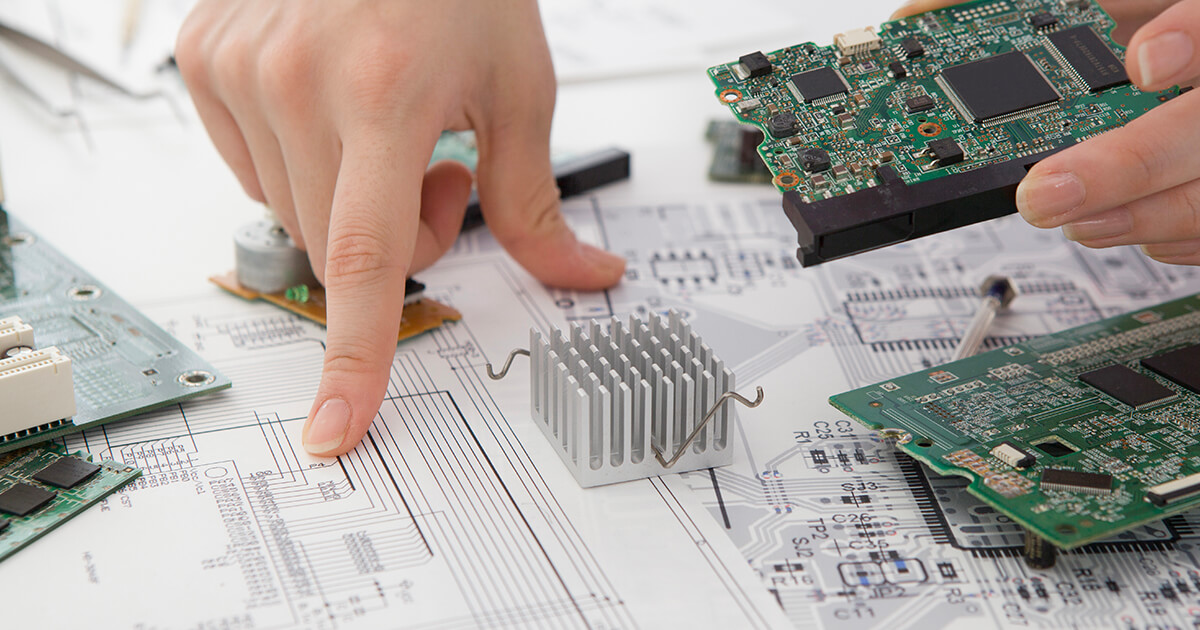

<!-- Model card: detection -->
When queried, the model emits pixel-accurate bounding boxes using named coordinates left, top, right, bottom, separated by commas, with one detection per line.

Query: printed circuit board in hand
left=832, top=293, right=1200, bottom=550
left=708, top=0, right=1190, bottom=266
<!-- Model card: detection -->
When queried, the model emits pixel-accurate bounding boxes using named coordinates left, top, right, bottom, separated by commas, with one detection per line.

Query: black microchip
left=0, top=482, right=56, bottom=517
left=1029, top=12, right=1058, bottom=29
left=1041, top=468, right=1113, bottom=494
left=1143, top=344, right=1200, bottom=394
left=927, top=138, right=965, bottom=166
left=767, top=112, right=800, bottom=138
left=889, top=61, right=907, bottom=79
left=940, top=51, right=1060, bottom=123
left=1078, top=364, right=1178, bottom=410
left=1047, top=26, right=1129, bottom=92
left=33, top=456, right=100, bottom=489
left=739, top=51, right=773, bottom=78
left=790, top=67, right=849, bottom=103
left=901, top=37, right=925, bottom=59
left=905, top=94, right=936, bottom=113
left=799, top=148, right=832, bottom=173
left=832, top=105, right=847, bottom=115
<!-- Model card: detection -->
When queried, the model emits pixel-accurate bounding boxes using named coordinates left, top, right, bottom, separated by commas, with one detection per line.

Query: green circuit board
left=0, top=441, right=140, bottom=562
left=707, top=0, right=1185, bottom=198
left=832, top=293, right=1200, bottom=550
left=0, top=208, right=231, bottom=453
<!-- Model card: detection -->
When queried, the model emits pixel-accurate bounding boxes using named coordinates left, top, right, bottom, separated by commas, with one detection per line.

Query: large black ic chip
left=33, top=456, right=100, bottom=489
left=940, top=51, right=1060, bottom=123
left=1048, top=26, right=1129, bottom=92
left=1142, top=344, right=1200, bottom=394
left=0, top=482, right=56, bottom=517
left=1041, top=468, right=1113, bottom=495
left=1078, top=364, right=1178, bottom=410
left=790, top=67, right=849, bottom=103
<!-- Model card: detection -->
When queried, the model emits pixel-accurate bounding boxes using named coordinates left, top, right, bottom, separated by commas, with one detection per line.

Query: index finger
left=301, top=130, right=434, bottom=456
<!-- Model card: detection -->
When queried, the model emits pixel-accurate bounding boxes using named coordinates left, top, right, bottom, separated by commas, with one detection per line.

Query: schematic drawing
left=543, top=196, right=1200, bottom=628
left=7, top=192, right=1200, bottom=629
left=1, top=253, right=784, bottom=630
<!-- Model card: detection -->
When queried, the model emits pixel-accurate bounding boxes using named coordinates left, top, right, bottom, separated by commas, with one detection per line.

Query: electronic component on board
left=32, top=456, right=100, bottom=489
left=831, top=292, right=1200, bottom=556
left=789, top=67, right=850, bottom=103
left=938, top=52, right=1061, bottom=124
left=1147, top=471, right=1200, bottom=506
left=486, top=310, right=763, bottom=488
left=1142, top=344, right=1200, bottom=393
left=0, top=347, right=75, bottom=439
left=834, top=27, right=882, bottom=56
left=1047, top=25, right=1130, bottom=92
left=735, top=51, right=773, bottom=79
left=1078, top=364, right=1178, bottom=410
left=991, top=442, right=1036, bottom=468
left=0, top=442, right=140, bottom=562
left=709, top=1, right=1180, bottom=266
left=1040, top=468, right=1113, bottom=495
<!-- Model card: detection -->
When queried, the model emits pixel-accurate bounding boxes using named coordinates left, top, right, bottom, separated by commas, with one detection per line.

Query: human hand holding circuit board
left=896, top=0, right=1200, bottom=263
left=172, top=0, right=625, bottom=457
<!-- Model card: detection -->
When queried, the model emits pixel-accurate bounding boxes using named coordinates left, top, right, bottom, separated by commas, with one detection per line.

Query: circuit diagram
left=523, top=195, right=1200, bottom=628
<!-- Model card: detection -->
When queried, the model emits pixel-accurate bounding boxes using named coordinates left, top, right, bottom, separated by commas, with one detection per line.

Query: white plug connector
left=0, top=316, right=35, bottom=356
left=0, top=346, right=76, bottom=437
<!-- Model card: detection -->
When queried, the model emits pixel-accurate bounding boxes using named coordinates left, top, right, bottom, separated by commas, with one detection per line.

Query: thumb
left=474, top=89, right=624, bottom=290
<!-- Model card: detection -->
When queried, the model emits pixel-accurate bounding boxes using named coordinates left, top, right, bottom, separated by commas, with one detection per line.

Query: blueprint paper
left=0, top=253, right=789, bottom=629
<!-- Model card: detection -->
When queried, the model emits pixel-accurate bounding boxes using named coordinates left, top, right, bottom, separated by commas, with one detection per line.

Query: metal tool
left=951, top=275, right=1017, bottom=361
left=0, top=18, right=182, bottom=147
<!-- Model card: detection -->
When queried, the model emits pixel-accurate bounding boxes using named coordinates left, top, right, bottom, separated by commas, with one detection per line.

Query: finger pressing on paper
left=301, top=134, right=431, bottom=456
left=1016, top=93, right=1200, bottom=229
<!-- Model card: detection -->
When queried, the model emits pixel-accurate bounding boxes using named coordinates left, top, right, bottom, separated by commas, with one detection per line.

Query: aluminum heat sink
left=488, top=310, right=762, bottom=488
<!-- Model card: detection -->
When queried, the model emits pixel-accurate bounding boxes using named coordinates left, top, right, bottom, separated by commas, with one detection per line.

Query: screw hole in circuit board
left=67, top=285, right=102, bottom=300
left=2, top=233, right=32, bottom=246
left=178, top=370, right=216, bottom=387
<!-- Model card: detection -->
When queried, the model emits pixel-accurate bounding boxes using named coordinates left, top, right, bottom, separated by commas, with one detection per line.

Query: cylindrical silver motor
left=233, top=219, right=317, bottom=294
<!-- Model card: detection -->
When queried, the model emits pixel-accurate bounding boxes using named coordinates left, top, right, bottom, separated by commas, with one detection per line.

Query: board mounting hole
left=918, top=122, right=943, bottom=137
left=720, top=89, right=744, bottom=103
left=915, top=438, right=933, bottom=448
left=68, top=285, right=102, bottom=300
left=773, top=172, right=800, bottom=189
left=2, top=233, right=33, bottom=246
left=178, top=370, right=216, bottom=387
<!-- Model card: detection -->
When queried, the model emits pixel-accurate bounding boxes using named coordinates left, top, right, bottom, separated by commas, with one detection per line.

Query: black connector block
left=782, top=145, right=1069, bottom=266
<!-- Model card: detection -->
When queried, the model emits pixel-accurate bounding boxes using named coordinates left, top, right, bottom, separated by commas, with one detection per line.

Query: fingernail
left=1139, top=31, right=1194, bottom=87
left=581, top=243, right=625, bottom=274
left=1143, top=241, right=1200, bottom=259
left=303, top=398, right=350, bottom=454
left=1016, top=172, right=1086, bottom=226
left=1061, top=208, right=1132, bottom=242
